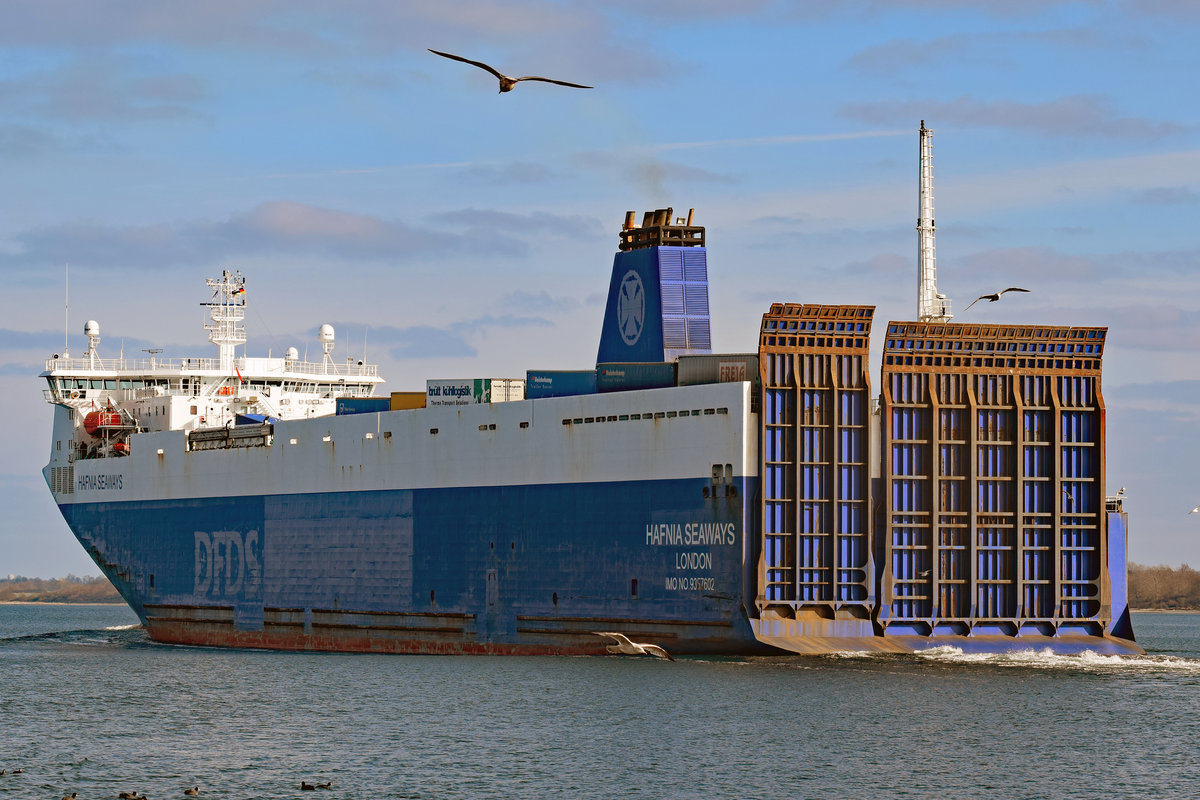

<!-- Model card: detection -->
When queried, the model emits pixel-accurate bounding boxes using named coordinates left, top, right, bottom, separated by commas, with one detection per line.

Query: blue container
left=595, top=362, right=676, bottom=393
left=335, top=397, right=391, bottom=415
left=525, top=370, right=598, bottom=399
left=235, top=413, right=279, bottom=426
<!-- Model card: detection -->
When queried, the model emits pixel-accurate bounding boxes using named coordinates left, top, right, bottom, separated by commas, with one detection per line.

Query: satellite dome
left=285, top=346, right=299, bottom=361
left=318, top=324, right=335, bottom=344
left=84, top=320, right=100, bottom=336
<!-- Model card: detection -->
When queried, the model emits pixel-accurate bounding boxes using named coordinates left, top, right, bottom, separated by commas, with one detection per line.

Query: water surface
left=1, top=605, right=1195, bottom=799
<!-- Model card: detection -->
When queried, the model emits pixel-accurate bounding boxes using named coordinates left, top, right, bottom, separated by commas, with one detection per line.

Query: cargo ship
left=38, top=129, right=1140, bottom=657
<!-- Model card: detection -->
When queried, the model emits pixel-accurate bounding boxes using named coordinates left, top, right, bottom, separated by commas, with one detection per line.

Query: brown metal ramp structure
left=751, top=303, right=893, bottom=651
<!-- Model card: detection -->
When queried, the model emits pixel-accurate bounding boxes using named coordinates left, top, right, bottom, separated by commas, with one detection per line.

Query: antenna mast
left=63, top=263, right=70, bottom=357
left=203, top=269, right=247, bottom=371
left=917, top=121, right=952, bottom=322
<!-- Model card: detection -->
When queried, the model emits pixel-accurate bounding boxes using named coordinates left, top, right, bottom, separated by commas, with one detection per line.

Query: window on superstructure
left=105, top=380, right=116, bottom=389
left=90, top=380, right=103, bottom=389
left=119, top=380, right=132, bottom=389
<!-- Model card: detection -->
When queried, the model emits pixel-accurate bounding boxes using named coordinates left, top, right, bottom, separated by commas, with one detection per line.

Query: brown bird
left=184, top=787, right=200, bottom=796
left=962, top=287, right=1030, bottom=313
left=427, top=49, right=592, bottom=93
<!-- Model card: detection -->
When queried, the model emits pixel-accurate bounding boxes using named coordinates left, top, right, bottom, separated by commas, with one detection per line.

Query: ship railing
left=274, top=361, right=380, bottom=378
left=43, top=355, right=379, bottom=378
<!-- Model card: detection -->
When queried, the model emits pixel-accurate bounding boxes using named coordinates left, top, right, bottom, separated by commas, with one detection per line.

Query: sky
left=2, top=0, right=1199, bottom=577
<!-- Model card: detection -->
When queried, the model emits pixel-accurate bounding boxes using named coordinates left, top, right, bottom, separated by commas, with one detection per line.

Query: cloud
left=0, top=362, right=39, bottom=376
left=1124, top=0, right=1200, bottom=21
left=346, top=313, right=552, bottom=360
left=0, top=328, right=64, bottom=350
left=459, top=161, right=558, bottom=185
left=462, top=314, right=554, bottom=332
left=1130, top=186, right=1200, bottom=205
left=0, top=56, right=207, bottom=123
left=500, top=290, right=580, bottom=312
left=843, top=253, right=910, bottom=279
left=847, top=29, right=1101, bottom=74
left=841, top=95, right=1186, bottom=139
left=1107, top=379, right=1200, bottom=406
left=652, top=129, right=908, bottom=153
left=0, top=125, right=60, bottom=157
left=0, top=201, right=543, bottom=270
left=374, top=325, right=477, bottom=360
left=861, top=0, right=1102, bottom=13
left=425, top=208, right=603, bottom=240
left=0, top=2, right=671, bottom=85
left=572, top=151, right=735, bottom=198
left=957, top=246, right=1103, bottom=283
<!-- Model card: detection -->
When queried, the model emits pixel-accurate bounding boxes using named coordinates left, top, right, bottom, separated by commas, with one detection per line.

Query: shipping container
left=525, top=369, right=598, bottom=399
left=389, top=391, right=426, bottom=411
left=426, top=378, right=526, bottom=407
left=677, top=353, right=760, bottom=388
left=595, top=362, right=676, bottom=393
left=335, top=396, right=390, bottom=415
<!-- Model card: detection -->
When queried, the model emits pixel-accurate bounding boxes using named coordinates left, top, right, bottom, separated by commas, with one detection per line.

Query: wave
left=0, top=625, right=148, bottom=646
left=912, top=644, right=1200, bottom=673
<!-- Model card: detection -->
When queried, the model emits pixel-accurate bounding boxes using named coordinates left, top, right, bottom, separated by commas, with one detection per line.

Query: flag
left=233, top=286, right=245, bottom=295
left=235, top=366, right=244, bottom=385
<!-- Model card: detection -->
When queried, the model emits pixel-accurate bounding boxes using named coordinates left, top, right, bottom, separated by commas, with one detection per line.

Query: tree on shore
left=0, top=575, right=121, bottom=603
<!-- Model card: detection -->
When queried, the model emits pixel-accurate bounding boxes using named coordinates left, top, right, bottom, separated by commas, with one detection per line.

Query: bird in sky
left=962, top=287, right=1031, bottom=313
left=427, top=49, right=593, bottom=93
left=1062, top=487, right=1076, bottom=510
left=1189, top=504, right=1199, bottom=515
left=594, top=631, right=675, bottom=660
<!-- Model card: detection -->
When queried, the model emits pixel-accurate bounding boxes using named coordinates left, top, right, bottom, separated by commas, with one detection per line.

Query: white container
left=426, top=378, right=525, bottom=406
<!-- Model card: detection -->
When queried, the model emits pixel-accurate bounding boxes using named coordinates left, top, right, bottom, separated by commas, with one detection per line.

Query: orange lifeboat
left=112, top=441, right=130, bottom=455
left=83, top=411, right=124, bottom=436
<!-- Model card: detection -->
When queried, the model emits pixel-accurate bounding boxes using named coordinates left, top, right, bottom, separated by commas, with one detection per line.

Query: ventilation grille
left=51, top=466, right=74, bottom=495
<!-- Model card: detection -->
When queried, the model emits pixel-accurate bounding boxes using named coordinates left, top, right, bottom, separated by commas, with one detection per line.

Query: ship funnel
left=597, top=207, right=710, bottom=363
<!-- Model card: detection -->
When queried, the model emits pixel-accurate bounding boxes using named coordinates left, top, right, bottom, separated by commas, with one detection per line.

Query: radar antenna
left=917, top=121, right=952, bottom=322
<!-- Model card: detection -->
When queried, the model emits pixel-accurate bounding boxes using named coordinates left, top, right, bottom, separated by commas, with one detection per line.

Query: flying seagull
left=594, top=631, right=675, bottom=661
left=962, top=287, right=1031, bottom=313
left=1189, top=504, right=1199, bottom=515
left=428, top=49, right=592, bottom=93
left=1062, top=487, right=1076, bottom=510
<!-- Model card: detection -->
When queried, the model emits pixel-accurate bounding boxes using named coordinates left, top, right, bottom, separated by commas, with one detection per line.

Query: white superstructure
left=40, top=271, right=384, bottom=463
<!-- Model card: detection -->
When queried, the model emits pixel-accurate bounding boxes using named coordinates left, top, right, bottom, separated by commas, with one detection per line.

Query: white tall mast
left=917, top=120, right=952, bottom=322
left=203, top=270, right=247, bottom=371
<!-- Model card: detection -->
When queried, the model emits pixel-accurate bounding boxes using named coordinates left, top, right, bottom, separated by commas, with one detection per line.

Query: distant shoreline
left=1131, top=608, right=1200, bottom=613
left=0, top=600, right=125, bottom=606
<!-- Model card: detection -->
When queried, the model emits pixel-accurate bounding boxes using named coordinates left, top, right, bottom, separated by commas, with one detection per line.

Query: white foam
left=912, top=645, right=1200, bottom=673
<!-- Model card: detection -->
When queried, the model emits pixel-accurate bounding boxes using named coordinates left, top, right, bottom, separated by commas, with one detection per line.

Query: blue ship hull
left=61, top=476, right=772, bottom=655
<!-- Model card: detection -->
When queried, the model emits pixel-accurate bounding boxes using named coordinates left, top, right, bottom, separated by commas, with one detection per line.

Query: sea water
left=1, top=605, right=1197, bottom=799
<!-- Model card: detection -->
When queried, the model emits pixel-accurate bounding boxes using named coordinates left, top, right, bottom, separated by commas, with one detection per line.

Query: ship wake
left=911, top=645, right=1200, bottom=673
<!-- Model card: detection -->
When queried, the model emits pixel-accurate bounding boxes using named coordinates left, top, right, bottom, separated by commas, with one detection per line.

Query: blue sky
left=3, top=0, right=1199, bottom=576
